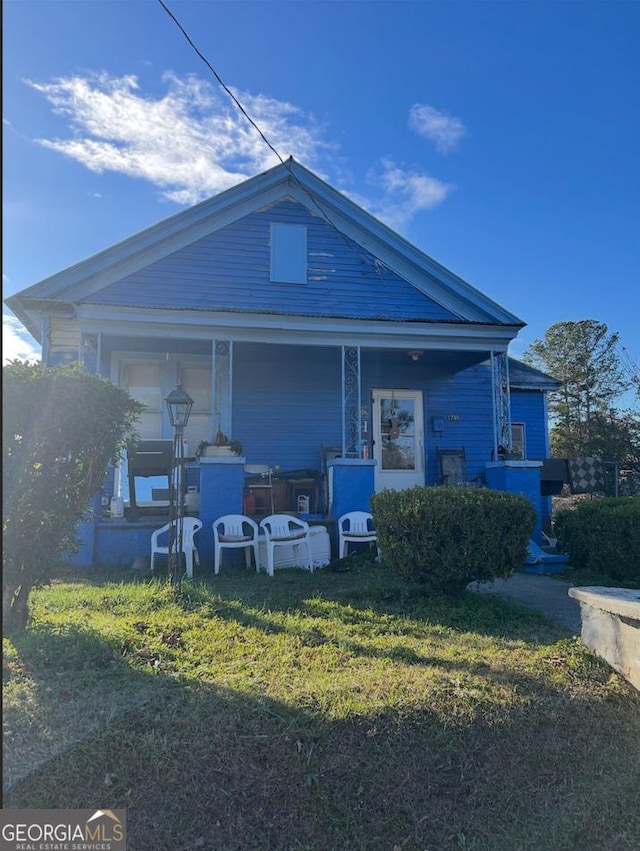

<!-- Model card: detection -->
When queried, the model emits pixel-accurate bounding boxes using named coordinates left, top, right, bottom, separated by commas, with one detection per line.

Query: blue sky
left=3, top=0, right=639, bottom=400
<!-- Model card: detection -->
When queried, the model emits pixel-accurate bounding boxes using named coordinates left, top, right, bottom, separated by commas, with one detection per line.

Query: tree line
left=523, top=319, right=639, bottom=490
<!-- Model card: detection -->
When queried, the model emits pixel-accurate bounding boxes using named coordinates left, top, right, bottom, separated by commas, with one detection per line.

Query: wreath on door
left=388, top=402, right=400, bottom=440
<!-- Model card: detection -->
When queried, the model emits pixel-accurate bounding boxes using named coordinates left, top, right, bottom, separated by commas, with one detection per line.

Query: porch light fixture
left=164, top=385, right=194, bottom=585
left=407, top=350, right=424, bottom=362
left=165, top=384, right=194, bottom=429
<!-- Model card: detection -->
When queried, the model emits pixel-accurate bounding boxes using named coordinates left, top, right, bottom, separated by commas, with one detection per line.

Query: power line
left=157, top=0, right=393, bottom=283
left=157, top=0, right=284, bottom=167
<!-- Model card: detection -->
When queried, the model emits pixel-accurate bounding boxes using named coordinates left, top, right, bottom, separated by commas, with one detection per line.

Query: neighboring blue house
left=6, top=159, right=559, bottom=568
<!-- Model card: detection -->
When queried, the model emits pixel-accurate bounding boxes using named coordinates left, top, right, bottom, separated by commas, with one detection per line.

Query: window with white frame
left=117, top=353, right=212, bottom=447
left=114, top=353, right=212, bottom=505
left=270, top=223, right=307, bottom=283
left=511, top=423, right=526, bottom=460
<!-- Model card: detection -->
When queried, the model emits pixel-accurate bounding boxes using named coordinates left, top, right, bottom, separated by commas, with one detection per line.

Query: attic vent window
left=270, top=223, right=307, bottom=283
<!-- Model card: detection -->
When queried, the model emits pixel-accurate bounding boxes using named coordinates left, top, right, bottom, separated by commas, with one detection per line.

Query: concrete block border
left=568, top=586, right=640, bottom=690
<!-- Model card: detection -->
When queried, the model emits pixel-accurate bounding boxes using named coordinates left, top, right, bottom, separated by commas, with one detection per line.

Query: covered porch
left=76, top=327, right=529, bottom=569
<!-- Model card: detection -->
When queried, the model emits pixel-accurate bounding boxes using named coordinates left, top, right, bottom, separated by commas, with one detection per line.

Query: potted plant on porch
left=196, top=429, right=243, bottom=459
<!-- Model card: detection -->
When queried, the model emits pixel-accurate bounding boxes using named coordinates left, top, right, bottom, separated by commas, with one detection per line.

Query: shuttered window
left=270, top=224, right=307, bottom=283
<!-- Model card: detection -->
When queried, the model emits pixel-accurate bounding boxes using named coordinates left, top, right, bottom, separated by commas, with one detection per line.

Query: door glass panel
left=380, top=397, right=416, bottom=470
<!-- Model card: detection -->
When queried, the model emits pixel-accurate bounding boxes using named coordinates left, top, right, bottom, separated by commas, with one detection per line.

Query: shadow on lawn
left=3, top=622, right=163, bottom=793
left=5, top=620, right=640, bottom=851
left=47, top=559, right=569, bottom=649
left=181, top=559, right=569, bottom=647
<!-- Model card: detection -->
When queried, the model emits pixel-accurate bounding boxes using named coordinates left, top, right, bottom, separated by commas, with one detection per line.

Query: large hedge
left=371, top=486, right=536, bottom=596
left=554, top=497, right=640, bottom=581
left=3, top=361, right=143, bottom=630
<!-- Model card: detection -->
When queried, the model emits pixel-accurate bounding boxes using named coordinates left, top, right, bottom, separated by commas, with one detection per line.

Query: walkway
left=469, top=573, right=582, bottom=633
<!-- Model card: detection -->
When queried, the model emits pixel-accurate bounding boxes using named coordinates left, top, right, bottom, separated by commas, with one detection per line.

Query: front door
left=372, top=390, right=425, bottom=491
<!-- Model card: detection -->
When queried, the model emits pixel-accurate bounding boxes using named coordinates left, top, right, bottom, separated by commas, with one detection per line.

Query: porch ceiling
left=100, top=334, right=494, bottom=378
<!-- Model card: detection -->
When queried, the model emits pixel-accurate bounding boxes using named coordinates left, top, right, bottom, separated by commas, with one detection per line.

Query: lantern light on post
left=164, top=385, right=194, bottom=584
left=165, top=384, right=194, bottom=430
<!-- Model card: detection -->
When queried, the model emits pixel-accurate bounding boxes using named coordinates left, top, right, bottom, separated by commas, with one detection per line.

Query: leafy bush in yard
left=555, top=497, right=640, bottom=581
left=3, top=361, right=142, bottom=631
left=371, top=486, right=536, bottom=596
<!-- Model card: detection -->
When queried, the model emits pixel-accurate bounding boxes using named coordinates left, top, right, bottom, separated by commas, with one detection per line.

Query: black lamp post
left=165, top=384, right=194, bottom=583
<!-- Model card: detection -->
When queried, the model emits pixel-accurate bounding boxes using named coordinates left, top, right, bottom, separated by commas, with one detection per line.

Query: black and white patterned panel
left=568, top=457, right=606, bottom=494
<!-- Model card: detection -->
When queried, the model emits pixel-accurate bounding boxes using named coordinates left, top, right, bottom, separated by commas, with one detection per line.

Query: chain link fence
left=603, top=461, right=640, bottom=497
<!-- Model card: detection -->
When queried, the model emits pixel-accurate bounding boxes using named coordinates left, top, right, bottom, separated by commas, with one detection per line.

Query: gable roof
left=86, top=198, right=464, bottom=324
left=6, top=158, right=525, bottom=342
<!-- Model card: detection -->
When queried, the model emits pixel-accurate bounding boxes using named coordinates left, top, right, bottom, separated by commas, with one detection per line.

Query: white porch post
left=213, top=340, right=232, bottom=437
left=491, top=350, right=512, bottom=456
left=341, top=345, right=362, bottom=457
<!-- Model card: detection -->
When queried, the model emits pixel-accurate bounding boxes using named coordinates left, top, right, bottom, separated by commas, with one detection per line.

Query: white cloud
left=367, top=158, right=454, bottom=230
left=26, top=72, right=336, bottom=205
left=409, top=104, right=467, bottom=154
left=24, top=72, right=457, bottom=230
left=3, top=314, right=41, bottom=364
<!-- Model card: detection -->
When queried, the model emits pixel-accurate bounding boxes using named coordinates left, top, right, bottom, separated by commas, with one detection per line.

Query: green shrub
left=370, top=486, right=536, bottom=596
left=555, top=497, right=640, bottom=581
left=3, top=361, right=143, bottom=630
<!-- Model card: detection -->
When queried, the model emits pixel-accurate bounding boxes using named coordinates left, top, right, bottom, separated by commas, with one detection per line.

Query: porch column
left=341, top=345, right=362, bottom=457
left=327, top=458, right=376, bottom=519
left=491, top=351, right=512, bottom=457
left=485, top=460, right=543, bottom=543
left=198, top=456, right=246, bottom=566
left=213, top=340, right=232, bottom=437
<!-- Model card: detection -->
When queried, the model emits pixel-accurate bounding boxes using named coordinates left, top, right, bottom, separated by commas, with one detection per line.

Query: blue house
left=6, top=159, right=558, bottom=568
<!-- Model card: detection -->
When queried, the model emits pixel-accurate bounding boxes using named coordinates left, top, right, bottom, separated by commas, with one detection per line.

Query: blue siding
left=78, top=347, right=553, bottom=568
left=423, top=366, right=495, bottom=483
left=511, top=392, right=549, bottom=459
left=360, top=353, right=495, bottom=484
left=232, top=350, right=549, bottom=484
left=233, top=343, right=342, bottom=470
left=88, top=200, right=461, bottom=323
left=97, top=340, right=550, bottom=491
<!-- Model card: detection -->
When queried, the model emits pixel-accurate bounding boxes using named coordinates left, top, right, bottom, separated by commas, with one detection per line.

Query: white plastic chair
left=213, top=514, right=259, bottom=575
left=259, top=514, right=313, bottom=577
left=150, top=517, right=202, bottom=578
left=338, top=511, right=378, bottom=558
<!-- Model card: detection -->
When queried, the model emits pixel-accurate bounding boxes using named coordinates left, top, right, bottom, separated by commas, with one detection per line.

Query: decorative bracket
left=341, top=346, right=362, bottom=457
left=491, top=351, right=512, bottom=457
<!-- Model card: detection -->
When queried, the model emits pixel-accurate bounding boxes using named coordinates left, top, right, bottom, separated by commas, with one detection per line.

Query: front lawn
left=4, top=559, right=640, bottom=850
